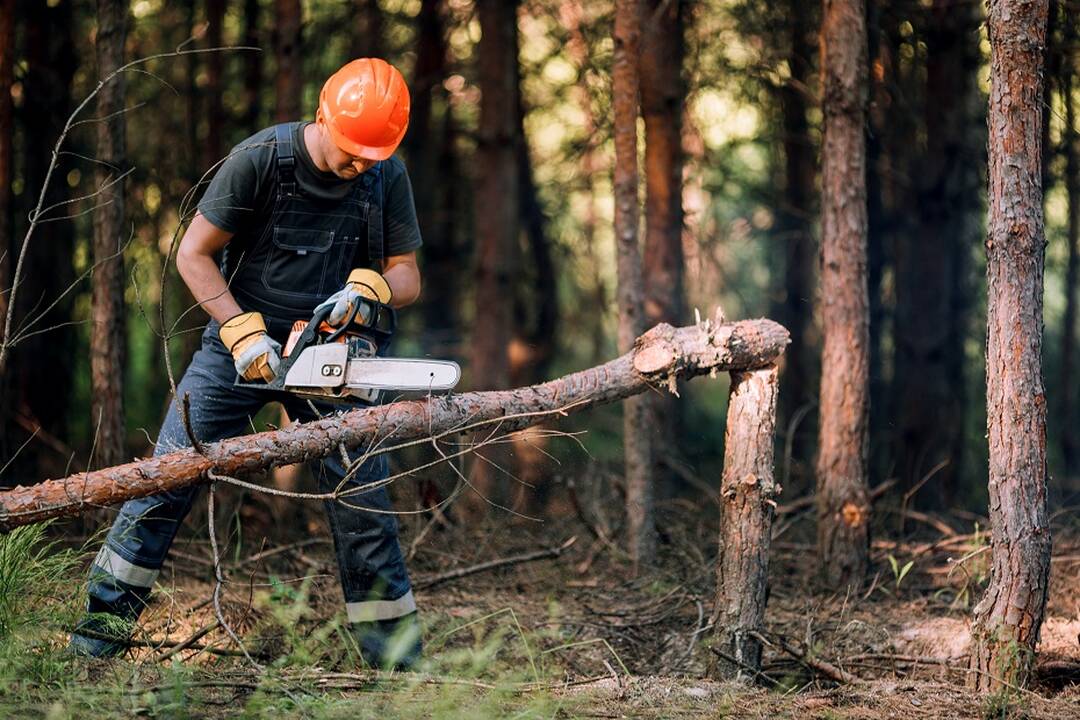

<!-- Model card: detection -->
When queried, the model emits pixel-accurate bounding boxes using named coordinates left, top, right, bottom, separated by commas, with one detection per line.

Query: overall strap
left=366, top=161, right=386, bottom=262
left=274, top=123, right=298, bottom=197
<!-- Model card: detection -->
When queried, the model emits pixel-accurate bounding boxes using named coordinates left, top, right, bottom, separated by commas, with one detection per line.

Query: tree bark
left=640, top=0, right=685, bottom=493
left=273, top=0, right=302, bottom=123
left=708, top=366, right=780, bottom=682
left=466, top=0, right=521, bottom=513
left=0, top=318, right=789, bottom=530
left=816, top=0, right=870, bottom=589
left=614, top=0, right=655, bottom=572
left=90, top=0, right=129, bottom=470
left=892, top=0, right=980, bottom=508
left=969, top=0, right=1052, bottom=693
left=641, top=0, right=684, bottom=331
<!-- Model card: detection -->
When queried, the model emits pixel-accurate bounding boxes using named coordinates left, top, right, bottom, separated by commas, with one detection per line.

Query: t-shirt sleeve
left=197, top=147, right=265, bottom=234
left=383, top=159, right=423, bottom=256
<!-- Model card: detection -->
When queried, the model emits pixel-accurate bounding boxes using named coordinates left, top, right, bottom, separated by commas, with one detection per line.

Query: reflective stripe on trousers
left=83, top=322, right=415, bottom=625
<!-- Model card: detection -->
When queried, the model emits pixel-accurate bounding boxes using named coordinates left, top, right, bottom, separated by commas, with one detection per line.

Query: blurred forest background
left=1, top=0, right=1079, bottom=520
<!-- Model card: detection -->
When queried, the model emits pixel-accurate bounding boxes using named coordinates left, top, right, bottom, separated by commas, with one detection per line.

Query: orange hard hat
left=318, top=58, right=410, bottom=161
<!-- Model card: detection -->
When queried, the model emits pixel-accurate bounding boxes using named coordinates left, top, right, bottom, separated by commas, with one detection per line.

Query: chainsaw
left=235, top=299, right=460, bottom=402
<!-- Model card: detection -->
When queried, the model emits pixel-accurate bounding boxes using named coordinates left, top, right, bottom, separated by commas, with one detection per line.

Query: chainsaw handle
left=321, top=297, right=396, bottom=346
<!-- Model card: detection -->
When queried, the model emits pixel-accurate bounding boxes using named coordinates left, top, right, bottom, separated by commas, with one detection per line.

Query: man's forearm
left=177, top=252, right=244, bottom=325
left=382, top=262, right=421, bottom=308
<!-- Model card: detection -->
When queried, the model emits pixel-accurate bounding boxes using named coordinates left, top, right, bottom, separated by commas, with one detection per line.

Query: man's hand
left=219, top=311, right=282, bottom=382
left=316, top=268, right=393, bottom=326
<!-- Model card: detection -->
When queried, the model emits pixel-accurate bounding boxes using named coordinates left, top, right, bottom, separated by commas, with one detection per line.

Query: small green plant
left=887, top=554, right=914, bottom=591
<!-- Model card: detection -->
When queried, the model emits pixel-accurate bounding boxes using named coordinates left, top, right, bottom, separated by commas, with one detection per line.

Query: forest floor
left=1, top=472, right=1078, bottom=719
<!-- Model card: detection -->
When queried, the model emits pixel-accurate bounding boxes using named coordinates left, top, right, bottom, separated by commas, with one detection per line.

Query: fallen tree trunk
left=0, top=318, right=787, bottom=531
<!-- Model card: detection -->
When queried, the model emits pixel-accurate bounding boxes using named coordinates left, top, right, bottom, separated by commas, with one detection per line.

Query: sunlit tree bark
left=816, top=0, right=870, bottom=589
left=969, top=0, right=1052, bottom=693
left=614, top=0, right=656, bottom=570
left=640, top=0, right=684, bottom=490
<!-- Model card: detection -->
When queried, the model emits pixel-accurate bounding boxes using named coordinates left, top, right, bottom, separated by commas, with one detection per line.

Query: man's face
left=317, top=121, right=378, bottom=179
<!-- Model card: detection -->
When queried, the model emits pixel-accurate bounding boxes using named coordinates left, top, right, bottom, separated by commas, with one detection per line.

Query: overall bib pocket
left=262, top=226, right=336, bottom=298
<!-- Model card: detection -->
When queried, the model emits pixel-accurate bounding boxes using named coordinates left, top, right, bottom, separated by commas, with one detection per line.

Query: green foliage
left=886, top=554, right=914, bottom=591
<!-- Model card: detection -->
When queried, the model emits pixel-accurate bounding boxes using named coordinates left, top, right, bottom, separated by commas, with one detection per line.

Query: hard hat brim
left=325, top=118, right=407, bottom=161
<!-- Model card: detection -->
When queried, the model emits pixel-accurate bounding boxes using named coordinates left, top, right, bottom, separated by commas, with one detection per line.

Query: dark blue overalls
left=72, top=124, right=420, bottom=666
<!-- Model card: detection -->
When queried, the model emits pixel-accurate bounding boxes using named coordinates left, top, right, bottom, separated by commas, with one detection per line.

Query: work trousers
left=79, top=322, right=416, bottom=658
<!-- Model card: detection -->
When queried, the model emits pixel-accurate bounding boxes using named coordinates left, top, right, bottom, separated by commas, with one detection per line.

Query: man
left=69, top=58, right=424, bottom=669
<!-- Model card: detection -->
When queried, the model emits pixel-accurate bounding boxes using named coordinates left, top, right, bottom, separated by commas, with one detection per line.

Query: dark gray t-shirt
left=197, top=122, right=422, bottom=262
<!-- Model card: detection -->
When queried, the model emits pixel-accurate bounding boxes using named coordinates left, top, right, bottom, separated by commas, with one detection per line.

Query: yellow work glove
left=316, top=268, right=393, bottom=327
left=219, top=311, right=282, bottom=383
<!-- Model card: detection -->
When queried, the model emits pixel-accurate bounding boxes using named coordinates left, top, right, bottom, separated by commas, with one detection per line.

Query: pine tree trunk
left=614, top=0, right=655, bottom=572
left=466, top=0, right=520, bottom=514
left=242, top=0, right=262, bottom=133
left=204, top=0, right=226, bottom=169
left=777, top=0, right=817, bottom=475
left=410, top=0, right=458, bottom=356
left=708, top=366, right=780, bottom=682
left=15, top=0, right=77, bottom=479
left=969, top=0, right=1052, bottom=693
left=351, top=0, right=384, bottom=61
left=640, top=0, right=684, bottom=493
left=90, top=0, right=128, bottom=469
left=893, top=0, right=979, bottom=508
left=273, top=0, right=302, bottom=122
left=0, top=0, right=14, bottom=444
left=816, top=0, right=870, bottom=589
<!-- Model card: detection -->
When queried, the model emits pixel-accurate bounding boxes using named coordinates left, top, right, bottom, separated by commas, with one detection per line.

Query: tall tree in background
left=242, top=0, right=262, bottom=134
left=14, top=0, right=77, bottom=478
left=1060, top=6, right=1078, bottom=478
left=969, top=0, right=1052, bottom=693
left=614, top=0, right=655, bottom=570
left=351, top=0, right=384, bottom=61
left=640, top=0, right=684, bottom=485
left=816, top=0, right=870, bottom=588
left=0, top=0, right=14, bottom=450
left=204, top=0, right=226, bottom=169
left=408, top=0, right=458, bottom=353
left=90, top=0, right=128, bottom=469
left=274, top=0, right=302, bottom=122
left=892, top=0, right=980, bottom=507
left=467, top=0, right=520, bottom=513
left=776, top=0, right=817, bottom=474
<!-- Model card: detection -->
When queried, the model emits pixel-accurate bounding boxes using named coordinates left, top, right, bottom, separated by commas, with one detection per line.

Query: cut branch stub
left=0, top=319, right=789, bottom=531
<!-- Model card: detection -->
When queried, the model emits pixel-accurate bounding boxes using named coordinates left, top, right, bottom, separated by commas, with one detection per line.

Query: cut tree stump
left=0, top=317, right=787, bottom=531
left=708, top=366, right=780, bottom=682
